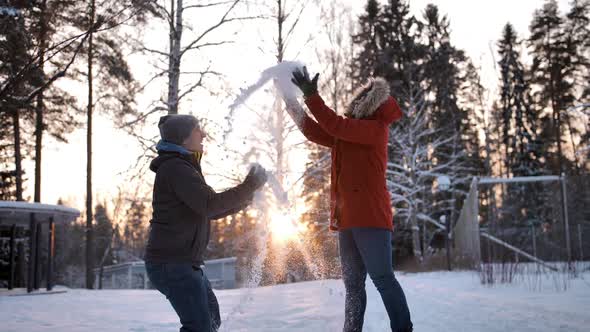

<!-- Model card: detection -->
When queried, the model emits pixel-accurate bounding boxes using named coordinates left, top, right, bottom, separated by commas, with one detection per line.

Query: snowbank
left=1, top=271, right=588, bottom=331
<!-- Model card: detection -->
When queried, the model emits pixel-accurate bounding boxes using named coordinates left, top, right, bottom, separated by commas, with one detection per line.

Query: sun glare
left=268, top=208, right=306, bottom=243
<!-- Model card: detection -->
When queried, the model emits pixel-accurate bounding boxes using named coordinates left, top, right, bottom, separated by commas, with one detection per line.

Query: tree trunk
left=167, top=0, right=183, bottom=114
left=34, top=90, right=44, bottom=203
left=9, top=8, right=27, bottom=202
left=86, top=0, right=96, bottom=290
left=34, top=0, right=48, bottom=203
left=97, top=226, right=117, bottom=290
left=275, top=0, right=285, bottom=184
left=565, top=115, right=581, bottom=174
left=409, top=167, right=421, bottom=259
left=545, top=24, right=564, bottom=174
left=12, top=108, right=23, bottom=201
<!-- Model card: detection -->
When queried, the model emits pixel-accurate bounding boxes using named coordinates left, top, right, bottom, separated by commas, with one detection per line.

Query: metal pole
left=480, top=232, right=558, bottom=271
left=444, top=215, right=451, bottom=271
left=532, top=225, right=538, bottom=271
left=532, top=225, right=537, bottom=258
left=27, top=213, right=36, bottom=293
left=578, top=224, right=583, bottom=261
left=560, top=173, right=572, bottom=265
left=34, top=222, right=42, bottom=290
left=9, top=224, right=16, bottom=290
left=17, top=241, right=25, bottom=288
left=98, top=266, right=103, bottom=290
left=47, top=217, right=55, bottom=291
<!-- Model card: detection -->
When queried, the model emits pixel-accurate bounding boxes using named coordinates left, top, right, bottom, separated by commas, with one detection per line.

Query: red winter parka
left=297, top=77, right=403, bottom=231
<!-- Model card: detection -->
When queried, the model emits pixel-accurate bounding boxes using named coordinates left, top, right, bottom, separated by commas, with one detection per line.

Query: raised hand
left=291, top=66, right=319, bottom=97
left=243, top=163, right=268, bottom=190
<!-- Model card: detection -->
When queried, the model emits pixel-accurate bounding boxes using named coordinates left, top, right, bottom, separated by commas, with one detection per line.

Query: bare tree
left=222, top=0, right=312, bottom=203
left=119, top=0, right=263, bottom=185
left=217, top=0, right=312, bottom=285
left=387, top=82, right=461, bottom=260
left=314, top=0, right=353, bottom=113
left=0, top=1, right=103, bottom=201
left=130, top=0, right=260, bottom=118
left=67, top=0, right=153, bottom=289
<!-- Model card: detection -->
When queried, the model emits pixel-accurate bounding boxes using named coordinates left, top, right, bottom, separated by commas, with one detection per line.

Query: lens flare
left=268, top=208, right=307, bottom=243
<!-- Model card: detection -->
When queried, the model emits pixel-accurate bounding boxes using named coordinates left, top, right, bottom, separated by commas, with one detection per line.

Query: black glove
left=243, top=164, right=268, bottom=190
left=291, top=66, right=319, bottom=97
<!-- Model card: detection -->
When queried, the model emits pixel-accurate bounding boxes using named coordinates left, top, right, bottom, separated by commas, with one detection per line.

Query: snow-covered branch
left=184, top=1, right=236, bottom=10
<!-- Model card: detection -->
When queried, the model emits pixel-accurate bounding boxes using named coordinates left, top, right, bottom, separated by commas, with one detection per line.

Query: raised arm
left=167, top=161, right=265, bottom=220
left=284, top=98, right=334, bottom=148
left=291, top=67, right=396, bottom=145
left=304, top=93, right=388, bottom=145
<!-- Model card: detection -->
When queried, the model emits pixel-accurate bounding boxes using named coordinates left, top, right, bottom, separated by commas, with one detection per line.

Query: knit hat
left=158, top=114, right=200, bottom=145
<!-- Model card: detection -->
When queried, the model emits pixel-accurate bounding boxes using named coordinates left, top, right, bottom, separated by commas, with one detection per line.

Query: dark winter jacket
left=145, top=150, right=255, bottom=266
left=298, top=77, right=403, bottom=231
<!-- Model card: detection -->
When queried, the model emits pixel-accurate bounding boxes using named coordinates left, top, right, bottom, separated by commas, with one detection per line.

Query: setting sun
left=268, top=209, right=307, bottom=244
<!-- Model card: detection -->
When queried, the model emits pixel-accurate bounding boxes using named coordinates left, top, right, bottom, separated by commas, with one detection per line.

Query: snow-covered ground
left=1, top=271, right=589, bottom=332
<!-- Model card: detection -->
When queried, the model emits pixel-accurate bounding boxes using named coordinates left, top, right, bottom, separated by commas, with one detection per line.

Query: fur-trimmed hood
left=345, top=77, right=390, bottom=119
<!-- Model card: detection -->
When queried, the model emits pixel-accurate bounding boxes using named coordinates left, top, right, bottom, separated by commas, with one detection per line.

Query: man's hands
left=291, top=66, right=319, bottom=97
left=243, top=163, right=268, bottom=190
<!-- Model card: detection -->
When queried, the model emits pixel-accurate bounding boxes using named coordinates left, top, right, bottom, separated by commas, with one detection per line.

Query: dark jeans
left=145, top=262, right=221, bottom=332
left=339, top=228, right=412, bottom=332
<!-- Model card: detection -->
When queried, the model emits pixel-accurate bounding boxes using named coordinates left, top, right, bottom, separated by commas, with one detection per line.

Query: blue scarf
left=156, top=140, right=191, bottom=155
left=156, top=139, right=203, bottom=164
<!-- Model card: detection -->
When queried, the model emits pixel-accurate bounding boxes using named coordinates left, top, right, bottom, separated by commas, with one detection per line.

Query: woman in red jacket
left=288, top=67, right=413, bottom=332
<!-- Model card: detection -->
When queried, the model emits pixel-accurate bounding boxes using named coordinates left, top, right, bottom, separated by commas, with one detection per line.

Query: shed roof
left=0, top=201, right=80, bottom=227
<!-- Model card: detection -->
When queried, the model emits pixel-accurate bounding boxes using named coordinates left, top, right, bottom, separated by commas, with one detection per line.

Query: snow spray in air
left=228, top=60, right=309, bottom=134
left=221, top=63, right=336, bottom=329
left=229, top=60, right=305, bottom=111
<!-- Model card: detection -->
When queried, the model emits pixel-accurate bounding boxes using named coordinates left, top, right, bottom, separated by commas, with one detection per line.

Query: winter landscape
left=1, top=0, right=590, bottom=331
left=2, top=270, right=589, bottom=332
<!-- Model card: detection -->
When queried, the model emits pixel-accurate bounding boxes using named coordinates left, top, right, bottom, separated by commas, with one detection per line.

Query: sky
left=22, top=0, right=572, bottom=212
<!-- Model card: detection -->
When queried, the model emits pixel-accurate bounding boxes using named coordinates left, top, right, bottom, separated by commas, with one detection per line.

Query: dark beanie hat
left=158, top=114, right=200, bottom=145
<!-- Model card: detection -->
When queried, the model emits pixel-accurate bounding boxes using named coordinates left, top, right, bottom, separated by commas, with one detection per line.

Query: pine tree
left=497, top=23, right=543, bottom=176
left=529, top=0, right=577, bottom=174
left=564, top=0, right=590, bottom=170
left=378, top=0, right=425, bottom=102
left=423, top=4, right=465, bottom=129
left=351, top=0, right=383, bottom=85
left=0, top=2, right=36, bottom=201
left=350, top=1, right=472, bottom=262
left=493, top=24, right=549, bottom=236
left=565, top=0, right=590, bottom=100
left=421, top=4, right=471, bottom=259
left=379, top=0, right=431, bottom=261
left=65, top=0, right=146, bottom=289
left=124, top=199, right=149, bottom=259
left=94, top=202, right=115, bottom=265
left=459, top=61, right=488, bottom=178
left=26, top=0, right=83, bottom=203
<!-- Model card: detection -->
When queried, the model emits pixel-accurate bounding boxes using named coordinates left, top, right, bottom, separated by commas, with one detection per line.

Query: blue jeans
left=339, top=228, right=412, bottom=332
left=145, top=262, right=221, bottom=332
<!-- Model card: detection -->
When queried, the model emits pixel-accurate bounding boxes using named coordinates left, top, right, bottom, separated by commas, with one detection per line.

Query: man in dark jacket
left=145, top=114, right=267, bottom=332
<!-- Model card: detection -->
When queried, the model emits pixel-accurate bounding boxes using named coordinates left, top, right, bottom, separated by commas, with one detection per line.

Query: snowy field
left=1, top=270, right=589, bottom=332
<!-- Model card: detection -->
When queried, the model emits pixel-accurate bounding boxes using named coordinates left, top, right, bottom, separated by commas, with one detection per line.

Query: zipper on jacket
left=333, top=139, right=342, bottom=228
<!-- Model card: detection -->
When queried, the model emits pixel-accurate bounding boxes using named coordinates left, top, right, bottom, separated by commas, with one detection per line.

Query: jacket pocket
left=147, top=223, right=191, bottom=254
